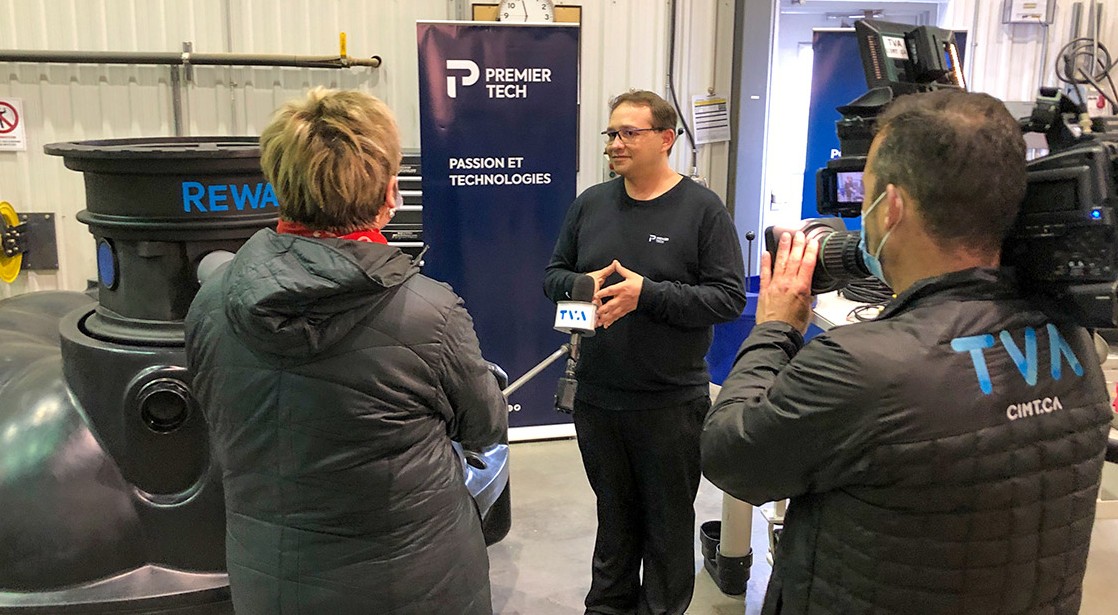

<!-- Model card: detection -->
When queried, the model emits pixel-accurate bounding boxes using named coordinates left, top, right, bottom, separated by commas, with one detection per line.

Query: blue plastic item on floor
left=705, top=276, right=825, bottom=386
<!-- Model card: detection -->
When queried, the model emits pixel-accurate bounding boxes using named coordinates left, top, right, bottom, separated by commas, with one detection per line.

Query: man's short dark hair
left=609, top=90, right=678, bottom=131
left=872, top=89, right=1027, bottom=254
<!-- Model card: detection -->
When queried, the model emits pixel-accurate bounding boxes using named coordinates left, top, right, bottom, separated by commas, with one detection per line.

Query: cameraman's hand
left=756, top=231, right=819, bottom=335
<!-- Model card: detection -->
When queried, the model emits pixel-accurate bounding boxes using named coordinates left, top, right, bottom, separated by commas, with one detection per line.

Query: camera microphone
left=554, top=275, right=596, bottom=413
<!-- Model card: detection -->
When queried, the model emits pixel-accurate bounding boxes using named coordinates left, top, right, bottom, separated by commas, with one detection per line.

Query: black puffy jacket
left=185, top=230, right=506, bottom=615
left=702, top=269, right=1112, bottom=615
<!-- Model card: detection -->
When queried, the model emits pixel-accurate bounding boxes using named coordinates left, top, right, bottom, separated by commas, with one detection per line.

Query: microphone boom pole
left=501, top=343, right=571, bottom=398
left=500, top=274, right=597, bottom=411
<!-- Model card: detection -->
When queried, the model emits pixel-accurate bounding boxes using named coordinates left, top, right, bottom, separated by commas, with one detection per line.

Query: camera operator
left=701, top=89, right=1112, bottom=615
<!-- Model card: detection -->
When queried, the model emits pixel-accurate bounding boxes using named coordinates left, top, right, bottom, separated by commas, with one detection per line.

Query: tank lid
left=45, top=136, right=259, bottom=159
left=45, top=137, right=262, bottom=174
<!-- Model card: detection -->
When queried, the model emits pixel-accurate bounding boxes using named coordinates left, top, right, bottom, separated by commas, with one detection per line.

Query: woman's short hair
left=260, top=87, right=401, bottom=233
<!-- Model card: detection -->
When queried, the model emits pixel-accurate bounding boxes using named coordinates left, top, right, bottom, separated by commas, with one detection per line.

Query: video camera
left=777, top=18, right=1118, bottom=328
left=816, top=19, right=966, bottom=219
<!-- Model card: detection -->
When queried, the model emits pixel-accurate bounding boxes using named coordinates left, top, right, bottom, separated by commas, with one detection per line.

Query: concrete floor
left=490, top=381, right=1118, bottom=615
left=487, top=437, right=769, bottom=615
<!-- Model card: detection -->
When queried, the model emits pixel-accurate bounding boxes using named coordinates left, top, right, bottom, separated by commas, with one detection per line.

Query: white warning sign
left=0, top=99, right=27, bottom=152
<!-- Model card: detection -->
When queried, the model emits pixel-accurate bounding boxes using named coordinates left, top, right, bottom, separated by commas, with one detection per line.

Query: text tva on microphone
left=554, top=301, right=596, bottom=336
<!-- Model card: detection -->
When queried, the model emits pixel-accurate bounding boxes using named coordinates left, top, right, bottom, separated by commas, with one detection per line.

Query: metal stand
left=701, top=494, right=754, bottom=596
left=502, top=333, right=581, bottom=405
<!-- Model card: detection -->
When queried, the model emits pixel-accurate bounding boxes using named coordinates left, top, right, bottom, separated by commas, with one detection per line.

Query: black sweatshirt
left=543, top=176, right=747, bottom=410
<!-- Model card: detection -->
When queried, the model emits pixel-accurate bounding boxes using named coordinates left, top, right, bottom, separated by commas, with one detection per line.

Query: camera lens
left=764, top=219, right=872, bottom=294
left=815, top=227, right=871, bottom=293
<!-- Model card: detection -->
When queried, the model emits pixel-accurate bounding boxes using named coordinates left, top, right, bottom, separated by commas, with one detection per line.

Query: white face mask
left=390, top=184, right=401, bottom=219
left=859, top=190, right=891, bottom=283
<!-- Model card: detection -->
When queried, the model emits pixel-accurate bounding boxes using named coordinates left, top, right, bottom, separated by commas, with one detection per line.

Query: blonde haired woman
left=186, top=88, right=506, bottom=614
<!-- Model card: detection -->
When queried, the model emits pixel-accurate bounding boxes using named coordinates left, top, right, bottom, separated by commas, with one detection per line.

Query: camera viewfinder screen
left=836, top=171, right=865, bottom=204
left=1025, top=178, right=1078, bottom=212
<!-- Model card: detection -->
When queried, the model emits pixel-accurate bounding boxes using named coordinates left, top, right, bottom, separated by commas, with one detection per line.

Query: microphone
left=554, top=275, right=596, bottom=413
left=554, top=275, right=597, bottom=337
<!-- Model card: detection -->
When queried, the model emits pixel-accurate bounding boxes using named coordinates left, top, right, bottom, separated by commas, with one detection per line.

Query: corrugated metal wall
left=0, top=0, right=452, bottom=296
left=0, top=0, right=733, bottom=297
left=6, top=1, right=1116, bottom=297
left=944, top=0, right=1118, bottom=103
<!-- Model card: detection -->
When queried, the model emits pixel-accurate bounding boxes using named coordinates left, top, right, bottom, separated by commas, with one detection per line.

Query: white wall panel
left=563, top=0, right=734, bottom=201
left=663, top=0, right=736, bottom=202
left=0, top=0, right=455, bottom=296
left=0, top=0, right=731, bottom=297
left=944, top=0, right=1118, bottom=103
left=568, top=0, right=670, bottom=189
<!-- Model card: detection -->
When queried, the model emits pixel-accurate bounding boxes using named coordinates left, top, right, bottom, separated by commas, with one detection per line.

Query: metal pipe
left=0, top=49, right=381, bottom=69
left=1070, top=2, right=1084, bottom=98
left=170, top=65, right=184, bottom=137
left=1039, top=23, right=1051, bottom=89
left=182, top=42, right=194, bottom=81
left=719, top=494, right=752, bottom=558
left=1087, top=0, right=1099, bottom=71
left=502, top=344, right=570, bottom=398
left=1092, top=1, right=1103, bottom=69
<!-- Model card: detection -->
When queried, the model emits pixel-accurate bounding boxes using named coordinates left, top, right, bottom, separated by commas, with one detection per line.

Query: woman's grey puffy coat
left=186, top=229, right=506, bottom=615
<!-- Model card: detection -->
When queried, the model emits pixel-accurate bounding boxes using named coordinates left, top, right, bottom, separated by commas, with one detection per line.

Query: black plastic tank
left=0, top=137, right=274, bottom=613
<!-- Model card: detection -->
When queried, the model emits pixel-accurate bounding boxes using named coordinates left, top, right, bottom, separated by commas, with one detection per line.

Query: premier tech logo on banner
left=418, top=21, right=579, bottom=431
left=444, top=59, right=553, bottom=99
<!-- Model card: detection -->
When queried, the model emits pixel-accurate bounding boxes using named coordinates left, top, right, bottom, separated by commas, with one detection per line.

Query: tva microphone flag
left=554, top=275, right=596, bottom=336
left=417, top=21, right=579, bottom=431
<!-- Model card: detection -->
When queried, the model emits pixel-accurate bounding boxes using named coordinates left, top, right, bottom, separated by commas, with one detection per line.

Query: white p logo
left=446, top=59, right=480, bottom=98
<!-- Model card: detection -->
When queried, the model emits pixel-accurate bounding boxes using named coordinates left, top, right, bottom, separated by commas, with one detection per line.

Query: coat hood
left=221, top=229, right=419, bottom=357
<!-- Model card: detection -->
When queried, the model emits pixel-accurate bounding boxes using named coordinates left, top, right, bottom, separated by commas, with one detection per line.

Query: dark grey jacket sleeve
left=639, top=207, right=746, bottom=327
left=543, top=199, right=582, bottom=303
left=438, top=300, right=508, bottom=450
left=701, top=321, right=876, bottom=505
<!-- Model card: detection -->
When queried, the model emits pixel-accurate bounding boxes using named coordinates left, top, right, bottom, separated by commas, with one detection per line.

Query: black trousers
left=573, top=396, right=709, bottom=615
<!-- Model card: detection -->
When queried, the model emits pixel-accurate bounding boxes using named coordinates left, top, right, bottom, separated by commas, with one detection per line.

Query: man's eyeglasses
left=601, top=127, right=667, bottom=143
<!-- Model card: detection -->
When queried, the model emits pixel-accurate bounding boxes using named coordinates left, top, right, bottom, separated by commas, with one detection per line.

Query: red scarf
left=276, top=220, right=388, bottom=244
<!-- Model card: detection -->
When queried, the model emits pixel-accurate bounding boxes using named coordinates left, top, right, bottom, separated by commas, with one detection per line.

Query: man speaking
left=544, top=90, right=746, bottom=615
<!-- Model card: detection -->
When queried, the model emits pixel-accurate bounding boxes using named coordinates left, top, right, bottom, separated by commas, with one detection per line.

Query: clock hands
left=501, top=0, right=553, bottom=23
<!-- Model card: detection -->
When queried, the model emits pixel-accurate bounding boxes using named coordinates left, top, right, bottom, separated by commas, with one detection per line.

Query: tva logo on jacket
left=951, top=323, right=1084, bottom=396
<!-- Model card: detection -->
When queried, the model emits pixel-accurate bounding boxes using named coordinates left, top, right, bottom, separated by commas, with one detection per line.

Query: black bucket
left=699, top=520, right=752, bottom=596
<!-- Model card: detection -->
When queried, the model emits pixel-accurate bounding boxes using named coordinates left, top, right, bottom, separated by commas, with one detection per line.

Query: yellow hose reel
left=0, top=201, right=23, bottom=283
